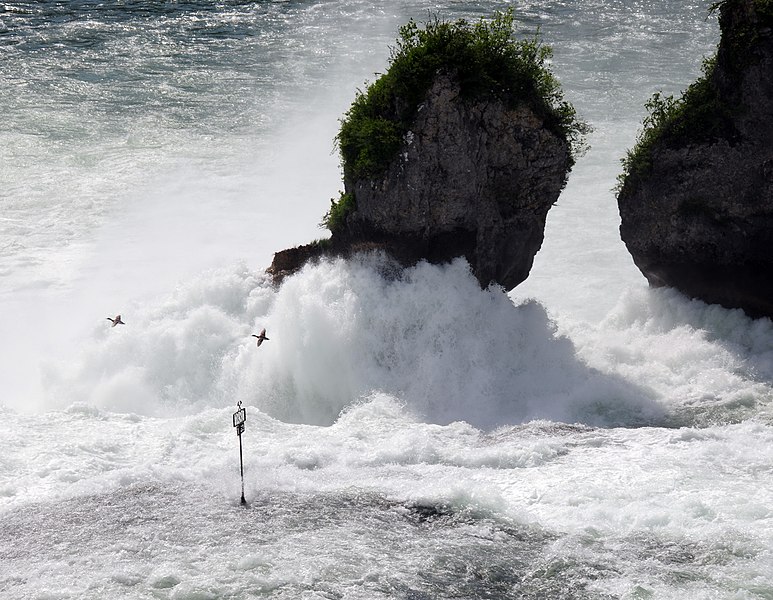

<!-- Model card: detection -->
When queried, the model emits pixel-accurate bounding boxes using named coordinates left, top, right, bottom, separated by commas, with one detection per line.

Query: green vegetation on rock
left=618, top=56, right=736, bottom=188
left=336, top=9, right=588, bottom=185
left=321, top=192, right=356, bottom=233
left=618, top=0, right=772, bottom=190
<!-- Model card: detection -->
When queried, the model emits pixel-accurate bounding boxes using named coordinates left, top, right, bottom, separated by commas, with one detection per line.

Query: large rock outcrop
left=334, top=72, right=572, bottom=291
left=269, top=12, right=582, bottom=289
left=617, top=0, right=773, bottom=318
left=270, top=72, right=573, bottom=290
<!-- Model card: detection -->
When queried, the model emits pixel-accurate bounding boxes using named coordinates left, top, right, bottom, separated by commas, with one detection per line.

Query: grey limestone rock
left=337, top=72, right=572, bottom=291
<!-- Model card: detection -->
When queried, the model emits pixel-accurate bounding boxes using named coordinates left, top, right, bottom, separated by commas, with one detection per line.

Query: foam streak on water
left=2, top=1, right=773, bottom=598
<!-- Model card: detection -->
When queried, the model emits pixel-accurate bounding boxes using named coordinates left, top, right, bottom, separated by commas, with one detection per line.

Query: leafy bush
left=619, top=0, right=773, bottom=190
left=336, top=9, right=588, bottom=184
left=321, top=192, right=356, bottom=233
left=617, top=55, right=736, bottom=188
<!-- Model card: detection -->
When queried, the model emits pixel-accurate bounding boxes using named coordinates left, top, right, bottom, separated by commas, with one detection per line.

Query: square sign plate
left=233, top=407, right=246, bottom=428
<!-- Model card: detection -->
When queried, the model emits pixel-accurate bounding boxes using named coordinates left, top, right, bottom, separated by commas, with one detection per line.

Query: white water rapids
left=1, top=1, right=772, bottom=598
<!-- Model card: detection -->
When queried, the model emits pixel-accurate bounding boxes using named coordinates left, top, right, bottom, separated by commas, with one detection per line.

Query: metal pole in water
left=233, top=401, right=247, bottom=506
left=238, top=429, right=245, bottom=505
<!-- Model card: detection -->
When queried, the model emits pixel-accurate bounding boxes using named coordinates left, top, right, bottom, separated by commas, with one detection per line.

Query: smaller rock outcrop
left=335, top=72, right=571, bottom=291
left=269, top=11, right=586, bottom=290
left=617, top=0, right=773, bottom=318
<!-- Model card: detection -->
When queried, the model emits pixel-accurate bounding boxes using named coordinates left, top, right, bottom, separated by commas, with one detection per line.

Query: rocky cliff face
left=617, top=0, right=773, bottom=318
left=331, top=72, right=572, bottom=291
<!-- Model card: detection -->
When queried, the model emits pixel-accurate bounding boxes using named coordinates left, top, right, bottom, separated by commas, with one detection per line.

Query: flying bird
left=252, top=328, right=269, bottom=347
left=107, top=315, right=125, bottom=327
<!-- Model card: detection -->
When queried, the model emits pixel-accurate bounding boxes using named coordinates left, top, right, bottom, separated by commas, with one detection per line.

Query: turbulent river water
left=1, top=1, right=772, bottom=598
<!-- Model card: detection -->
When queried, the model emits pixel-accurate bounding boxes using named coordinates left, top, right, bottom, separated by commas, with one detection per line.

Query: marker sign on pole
left=233, top=401, right=247, bottom=505
left=233, top=404, right=246, bottom=435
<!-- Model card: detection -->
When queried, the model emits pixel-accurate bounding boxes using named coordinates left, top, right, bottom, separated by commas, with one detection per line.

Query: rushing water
left=2, top=1, right=772, bottom=599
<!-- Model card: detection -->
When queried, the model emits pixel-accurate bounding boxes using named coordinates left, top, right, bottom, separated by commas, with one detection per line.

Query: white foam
left=38, top=255, right=773, bottom=430
left=563, top=287, right=773, bottom=424
left=40, top=256, right=671, bottom=429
